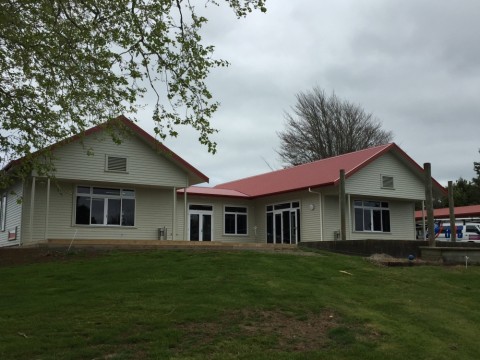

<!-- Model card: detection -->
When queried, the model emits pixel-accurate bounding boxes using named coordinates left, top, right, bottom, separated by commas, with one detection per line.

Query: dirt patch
left=175, top=309, right=381, bottom=354
left=0, top=247, right=107, bottom=267
left=365, top=253, right=429, bottom=267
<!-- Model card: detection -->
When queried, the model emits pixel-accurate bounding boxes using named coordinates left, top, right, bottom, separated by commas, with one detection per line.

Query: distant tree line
left=438, top=151, right=480, bottom=207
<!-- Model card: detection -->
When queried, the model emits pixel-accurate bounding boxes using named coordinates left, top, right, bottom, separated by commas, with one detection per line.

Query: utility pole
left=424, top=163, right=435, bottom=247
left=448, top=181, right=456, bottom=242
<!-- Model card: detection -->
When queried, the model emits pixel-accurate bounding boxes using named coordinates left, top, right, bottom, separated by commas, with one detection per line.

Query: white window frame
left=223, top=205, right=248, bottom=236
left=75, top=186, right=136, bottom=227
left=381, top=175, right=395, bottom=190
left=353, top=199, right=391, bottom=233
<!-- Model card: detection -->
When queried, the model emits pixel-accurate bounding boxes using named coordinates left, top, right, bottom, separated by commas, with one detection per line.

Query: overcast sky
left=136, top=0, right=480, bottom=187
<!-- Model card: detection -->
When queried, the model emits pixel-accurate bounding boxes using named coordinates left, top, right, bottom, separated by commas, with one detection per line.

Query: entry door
left=269, top=209, right=299, bottom=244
left=189, top=211, right=212, bottom=241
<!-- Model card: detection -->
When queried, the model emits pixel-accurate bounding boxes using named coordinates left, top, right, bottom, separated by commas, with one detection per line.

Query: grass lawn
left=1, top=249, right=479, bottom=359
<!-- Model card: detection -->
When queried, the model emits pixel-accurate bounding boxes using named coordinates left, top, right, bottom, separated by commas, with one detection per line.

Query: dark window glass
left=107, top=199, right=121, bottom=225
left=267, top=213, right=273, bottom=243
left=275, top=213, right=282, bottom=243
left=354, top=208, right=363, bottom=231
left=373, top=210, right=382, bottom=231
left=354, top=200, right=362, bottom=206
left=283, top=211, right=290, bottom=244
left=76, top=197, right=90, bottom=224
left=274, top=203, right=291, bottom=210
left=122, top=189, right=135, bottom=197
left=91, top=198, right=105, bottom=224
left=225, top=206, right=247, bottom=213
left=203, top=214, right=212, bottom=241
left=77, top=186, right=90, bottom=194
left=189, top=204, right=213, bottom=211
left=93, top=187, right=120, bottom=196
left=190, top=214, right=199, bottom=241
left=363, top=209, right=371, bottom=231
left=382, top=210, right=391, bottom=232
left=381, top=202, right=389, bottom=208
left=237, top=214, right=247, bottom=234
left=225, top=214, right=236, bottom=234
left=292, top=201, right=300, bottom=208
left=266, top=205, right=273, bottom=212
left=122, top=199, right=135, bottom=226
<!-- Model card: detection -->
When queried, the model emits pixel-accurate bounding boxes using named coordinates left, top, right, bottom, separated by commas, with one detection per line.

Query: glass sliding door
left=189, top=205, right=213, bottom=241
left=266, top=202, right=300, bottom=244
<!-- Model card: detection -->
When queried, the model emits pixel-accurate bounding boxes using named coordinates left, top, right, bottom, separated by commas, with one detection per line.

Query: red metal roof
left=178, top=186, right=249, bottom=198
left=415, top=205, right=480, bottom=220
left=4, top=115, right=209, bottom=184
left=184, top=142, right=445, bottom=198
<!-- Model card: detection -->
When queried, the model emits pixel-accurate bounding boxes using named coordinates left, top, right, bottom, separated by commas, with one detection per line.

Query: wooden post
left=424, top=163, right=435, bottom=247
left=448, top=181, right=456, bottom=242
left=339, top=169, right=346, bottom=241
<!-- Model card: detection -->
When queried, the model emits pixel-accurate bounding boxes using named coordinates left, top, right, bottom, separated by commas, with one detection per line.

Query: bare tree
left=277, top=87, right=393, bottom=166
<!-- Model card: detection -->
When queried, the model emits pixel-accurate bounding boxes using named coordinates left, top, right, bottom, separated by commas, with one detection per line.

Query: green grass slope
left=1, top=250, right=479, bottom=359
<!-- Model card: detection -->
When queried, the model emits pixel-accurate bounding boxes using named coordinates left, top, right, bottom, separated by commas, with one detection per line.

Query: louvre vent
left=382, top=175, right=394, bottom=189
left=107, top=156, right=127, bottom=172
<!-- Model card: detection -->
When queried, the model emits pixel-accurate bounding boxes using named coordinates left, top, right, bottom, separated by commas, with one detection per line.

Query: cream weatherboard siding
left=346, top=152, right=425, bottom=200
left=322, top=195, right=416, bottom=241
left=0, top=181, right=24, bottom=247
left=22, top=180, right=179, bottom=241
left=252, top=190, right=320, bottom=243
left=52, top=132, right=189, bottom=188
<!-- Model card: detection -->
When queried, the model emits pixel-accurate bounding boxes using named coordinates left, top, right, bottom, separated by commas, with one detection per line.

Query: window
left=224, top=206, right=247, bottom=235
left=0, top=193, right=6, bottom=231
left=106, top=155, right=127, bottom=172
left=381, top=175, right=394, bottom=189
left=75, top=186, right=135, bottom=226
left=354, top=200, right=390, bottom=232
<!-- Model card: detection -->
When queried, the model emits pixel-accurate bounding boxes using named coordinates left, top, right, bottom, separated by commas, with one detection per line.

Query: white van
left=435, top=222, right=480, bottom=243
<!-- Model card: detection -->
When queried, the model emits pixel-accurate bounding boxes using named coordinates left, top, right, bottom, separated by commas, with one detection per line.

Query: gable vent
left=107, top=156, right=127, bottom=172
left=382, top=175, right=394, bottom=189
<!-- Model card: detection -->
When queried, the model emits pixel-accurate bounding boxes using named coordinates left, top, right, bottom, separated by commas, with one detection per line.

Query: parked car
left=434, top=222, right=480, bottom=243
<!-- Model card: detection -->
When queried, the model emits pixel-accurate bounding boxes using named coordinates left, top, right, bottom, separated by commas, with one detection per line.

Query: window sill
left=74, top=225, right=137, bottom=229
left=223, top=233, right=249, bottom=237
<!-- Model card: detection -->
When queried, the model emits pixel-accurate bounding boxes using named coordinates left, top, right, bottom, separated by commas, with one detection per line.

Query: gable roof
left=4, top=115, right=209, bottom=185
left=185, top=143, right=445, bottom=198
left=415, top=205, right=480, bottom=220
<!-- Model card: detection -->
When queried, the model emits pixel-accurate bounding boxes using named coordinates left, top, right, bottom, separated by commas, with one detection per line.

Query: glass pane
left=225, top=213, right=236, bottom=234
left=77, top=186, right=90, bottom=194
left=107, top=199, right=121, bottom=225
left=225, top=206, right=247, bottom=213
left=283, top=211, right=290, bottom=244
left=237, top=214, right=247, bottom=234
left=274, top=203, right=291, bottom=210
left=382, top=210, right=391, bottom=232
left=122, top=189, right=135, bottom=197
left=91, top=198, right=105, bottom=225
left=93, top=187, right=120, bottom=196
left=189, top=204, right=213, bottom=211
left=354, top=208, right=363, bottom=231
left=202, top=214, right=212, bottom=241
left=190, top=214, right=199, bottom=241
left=381, top=202, right=389, bottom=208
left=266, top=205, right=273, bottom=212
left=267, top=213, right=273, bottom=243
left=354, top=200, right=362, bottom=207
left=363, top=209, right=372, bottom=231
left=292, top=201, right=300, bottom=208
left=373, top=210, right=382, bottom=231
left=275, top=213, right=282, bottom=244
left=290, top=211, right=296, bottom=244
left=76, top=196, right=90, bottom=224
left=121, top=199, right=135, bottom=226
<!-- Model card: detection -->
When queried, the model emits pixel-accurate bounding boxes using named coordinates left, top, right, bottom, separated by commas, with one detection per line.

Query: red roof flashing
left=415, top=205, right=480, bottom=220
